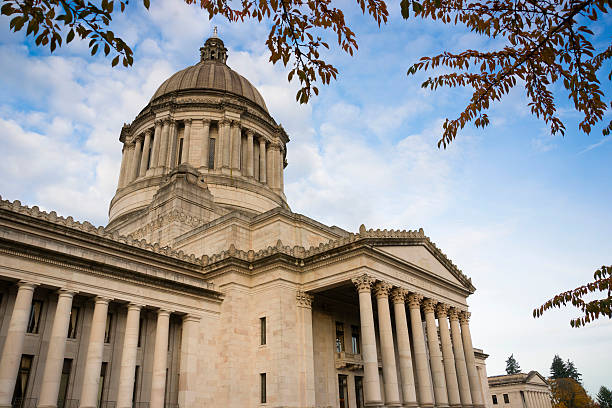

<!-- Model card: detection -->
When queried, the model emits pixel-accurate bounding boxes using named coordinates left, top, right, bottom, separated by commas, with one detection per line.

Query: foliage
left=505, top=354, right=521, bottom=374
left=2, top=0, right=610, bottom=147
left=550, top=355, right=582, bottom=384
left=534, top=265, right=612, bottom=328
left=565, top=360, right=582, bottom=384
left=550, top=378, right=596, bottom=408
left=597, top=386, right=612, bottom=408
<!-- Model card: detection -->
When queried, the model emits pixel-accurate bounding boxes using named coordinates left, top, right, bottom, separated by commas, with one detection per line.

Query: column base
left=386, top=402, right=403, bottom=407
left=461, top=405, right=474, bottom=408
left=365, top=401, right=384, bottom=407
left=403, top=402, right=419, bottom=408
left=419, top=404, right=435, bottom=408
left=38, top=405, right=58, bottom=408
left=435, top=404, right=450, bottom=408
left=450, top=404, right=463, bottom=408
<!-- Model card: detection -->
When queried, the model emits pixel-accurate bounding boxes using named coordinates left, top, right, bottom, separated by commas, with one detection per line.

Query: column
left=246, top=130, right=254, bottom=177
left=423, top=299, right=449, bottom=408
left=351, top=275, right=382, bottom=407
left=0, top=281, right=37, bottom=408
left=80, top=296, right=111, bottom=408
left=38, top=289, right=76, bottom=408
left=181, top=119, right=192, bottom=165
left=150, top=310, right=170, bottom=408
left=436, top=304, right=461, bottom=408
left=407, top=293, right=434, bottom=408
left=230, top=121, right=241, bottom=171
left=178, top=315, right=200, bottom=408
left=220, top=120, right=231, bottom=169
left=149, top=120, right=162, bottom=173
left=157, top=119, right=170, bottom=169
left=460, top=312, right=484, bottom=408
left=526, top=392, right=536, bottom=408
left=267, top=143, right=278, bottom=189
left=374, top=282, right=401, bottom=406
left=167, top=120, right=178, bottom=169
left=200, top=119, right=210, bottom=168
left=259, top=138, right=267, bottom=183
left=139, top=130, right=152, bottom=177
left=117, top=145, right=128, bottom=189
left=116, top=304, right=142, bottom=408
left=449, top=308, right=472, bottom=408
left=296, top=291, right=315, bottom=408
left=130, top=137, right=143, bottom=181
left=390, top=289, right=417, bottom=408
left=279, top=147, right=285, bottom=191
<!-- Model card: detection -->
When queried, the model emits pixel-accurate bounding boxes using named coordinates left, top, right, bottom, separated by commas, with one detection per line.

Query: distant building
left=488, top=371, right=552, bottom=408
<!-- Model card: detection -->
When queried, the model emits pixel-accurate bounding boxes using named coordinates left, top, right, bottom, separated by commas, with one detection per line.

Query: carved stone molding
left=296, top=290, right=314, bottom=308
left=390, top=288, right=407, bottom=304
left=422, top=298, right=437, bottom=314
left=373, top=281, right=392, bottom=298
left=407, top=293, right=424, bottom=309
left=436, top=303, right=450, bottom=319
left=352, top=274, right=375, bottom=293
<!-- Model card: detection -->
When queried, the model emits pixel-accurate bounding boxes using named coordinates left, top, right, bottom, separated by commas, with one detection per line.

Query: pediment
left=526, top=371, right=548, bottom=386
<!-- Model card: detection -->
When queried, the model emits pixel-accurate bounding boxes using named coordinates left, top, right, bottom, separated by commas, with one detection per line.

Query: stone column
left=373, top=282, right=401, bottom=406
left=407, top=293, right=434, bottom=408
left=139, top=130, right=152, bottom=177
left=390, top=289, right=418, bottom=408
left=296, top=291, right=316, bottom=408
left=38, top=289, right=76, bottom=408
left=527, top=392, right=537, bottom=408
left=220, top=120, right=231, bottom=169
left=259, top=138, right=267, bottom=183
left=449, top=308, right=472, bottom=408
left=117, top=145, right=128, bottom=189
left=181, top=119, right=192, bottom=165
left=423, top=299, right=449, bottom=408
left=230, top=121, right=241, bottom=171
left=436, top=304, right=461, bottom=408
left=200, top=119, right=210, bottom=168
left=168, top=120, right=178, bottom=169
left=150, top=310, right=170, bottom=408
left=279, top=147, right=285, bottom=191
left=460, top=312, right=484, bottom=408
left=351, top=274, right=383, bottom=407
left=116, top=303, right=142, bottom=408
left=246, top=130, right=254, bottom=177
left=130, top=137, right=143, bottom=182
left=157, top=119, right=170, bottom=169
left=178, top=315, right=200, bottom=408
left=80, top=296, right=111, bottom=408
left=0, top=281, right=37, bottom=408
left=149, top=120, right=162, bottom=173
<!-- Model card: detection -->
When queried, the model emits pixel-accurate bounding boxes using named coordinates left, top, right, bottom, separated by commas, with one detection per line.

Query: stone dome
left=150, top=37, right=268, bottom=113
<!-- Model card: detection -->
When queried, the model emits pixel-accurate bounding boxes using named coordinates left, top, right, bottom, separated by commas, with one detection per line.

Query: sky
left=1, top=0, right=611, bottom=397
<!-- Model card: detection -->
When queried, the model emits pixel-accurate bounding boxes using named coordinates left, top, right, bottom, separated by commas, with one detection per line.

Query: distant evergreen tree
left=505, top=354, right=521, bottom=374
left=597, top=386, right=612, bottom=408
left=565, top=359, right=582, bottom=383
left=550, top=355, right=568, bottom=379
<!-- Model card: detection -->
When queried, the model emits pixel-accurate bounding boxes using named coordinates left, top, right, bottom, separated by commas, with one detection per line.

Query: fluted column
left=436, top=304, right=461, bottom=408
left=168, top=120, right=178, bottom=169
left=157, top=119, right=170, bottom=169
left=149, top=120, right=162, bottom=173
left=230, top=121, right=241, bottom=172
left=390, top=289, right=417, bottom=408
left=139, top=130, right=152, bottom=177
left=449, top=308, right=472, bottom=408
left=374, top=282, right=401, bottom=406
left=116, top=303, right=142, bottom=408
left=279, top=147, right=285, bottom=191
left=130, top=137, right=143, bottom=182
left=200, top=119, right=210, bottom=168
left=117, top=145, right=128, bottom=189
left=181, top=119, right=192, bottom=165
left=460, top=312, right=484, bottom=408
left=80, top=296, right=111, bottom=408
left=38, top=289, right=77, bottom=408
left=220, top=120, right=231, bottom=169
left=246, top=130, right=254, bottom=177
left=0, top=281, right=38, bottom=408
left=150, top=310, right=170, bottom=408
left=423, top=299, right=449, bottom=408
left=352, top=275, right=382, bottom=407
left=408, top=293, right=434, bottom=408
left=259, top=138, right=267, bottom=183
left=178, top=315, right=200, bottom=408
left=296, top=291, right=316, bottom=408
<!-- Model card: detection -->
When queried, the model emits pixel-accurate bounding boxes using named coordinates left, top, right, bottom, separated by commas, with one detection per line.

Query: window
left=27, top=300, right=43, bottom=334
left=492, top=395, right=498, bottom=405
left=104, top=313, right=112, bottom=343
left=11, top=355, right=33, bottom=408
left=208, top=138, right=215, bottom=169
left=355, top=376, right=364, bottom=408
left=335, top=322, right=345, bottom=353
left=260, top=373, right=267, bottom=403
left=351, top=325, right=360, bottom=354
left=57, top=359, right=72, bottom=408
left=260, top=317, right=266, bottom=345
left=503, top=394, right=510, bottom=404
left=67, top=307, right=79, bottom=339
left=137, top=317, right=144, bottom=347
left=338, top=374, right=349, bottom=408
left=178, top=138, right=184, bottom=164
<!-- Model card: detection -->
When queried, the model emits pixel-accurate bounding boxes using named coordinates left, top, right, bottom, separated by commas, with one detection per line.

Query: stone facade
left=488, top=372, right=551, bottom=408
left=0, top=34, right=490, bottom=408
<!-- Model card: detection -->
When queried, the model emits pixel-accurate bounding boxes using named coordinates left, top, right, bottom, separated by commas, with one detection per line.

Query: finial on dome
left=213, top=26, right=218, bottom=38
left=199, top=30, right=228, bottom=63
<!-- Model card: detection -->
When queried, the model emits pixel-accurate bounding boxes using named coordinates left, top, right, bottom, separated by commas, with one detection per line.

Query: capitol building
left=0, top=35, right=492, bottom=408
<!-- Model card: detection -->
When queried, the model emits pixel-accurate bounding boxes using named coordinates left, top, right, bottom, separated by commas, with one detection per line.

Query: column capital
left=94, top=296, right=112, bottom=305
left=127, top=302, right=144, bottom=311
left=162, top=117, right=172, bottom=125
left=201, top=118, right=211, bottom=125
left=436, top=303, right=450, bottom=318
left=182, top=314, right=201, bottom=324
left=422, top=298, right=437, bottom=314
left=144, top=128, right=153, bottom=137
left=296, top=290, right=314, bottom=308
left=154, top=119, right=163, bottom=127
left=390, top=288, right=407, bottom=304
left=269, top=142, right=282, bottom=151
left=157, top=309, right=172, bottom=317
left=246, top=129, right=254, bottom=137
left=373, top=281, right=392, bottom=298
left=134, top=134, right=144, bottom=144
left=407, top=293, right=424, bottom=309
left=459, top=310, right=471, bottom=324
left=219, top=118, right=231, bottom=126
left=448, top=307, right=461, bottom=321
left=17, top=280, right=38, bottom=290
left=352, top=274, right=375, bottom=293
left=183, top=118, right=192, bottom=125
left=57, top=288, right=78, bottom=298
left=230, top=119, right=241, bottom=128
left=259, top=136, right=267, bottom=145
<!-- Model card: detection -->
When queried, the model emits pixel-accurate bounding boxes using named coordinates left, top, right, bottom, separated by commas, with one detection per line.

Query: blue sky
left=1, top=0, right=611, bottom=396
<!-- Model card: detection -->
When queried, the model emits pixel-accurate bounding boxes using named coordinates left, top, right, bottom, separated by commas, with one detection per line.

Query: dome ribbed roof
left=150, top=60, right=268, bottom=113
